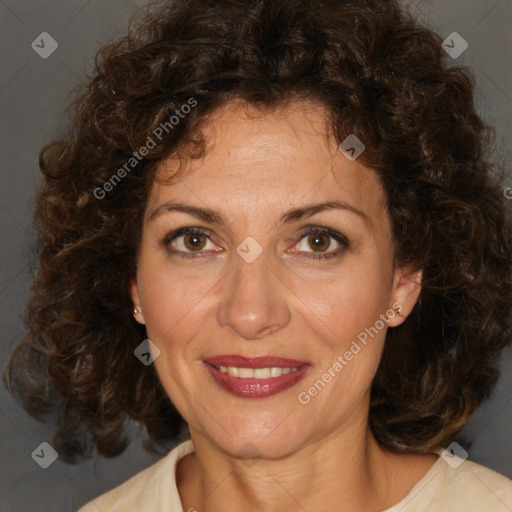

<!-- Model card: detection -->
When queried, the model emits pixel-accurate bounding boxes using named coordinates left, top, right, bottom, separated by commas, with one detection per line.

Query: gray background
left=0, top=0, right=511, bottom=510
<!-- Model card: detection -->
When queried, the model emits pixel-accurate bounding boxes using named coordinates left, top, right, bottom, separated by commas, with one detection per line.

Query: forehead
left=147, top=99, right=387, bottom=227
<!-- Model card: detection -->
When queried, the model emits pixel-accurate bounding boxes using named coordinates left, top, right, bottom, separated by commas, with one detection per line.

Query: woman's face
left=131, top=99, right=420, bottom=459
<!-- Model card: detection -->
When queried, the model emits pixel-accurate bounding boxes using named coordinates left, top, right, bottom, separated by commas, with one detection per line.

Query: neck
left=176, top=412, right=436, bottom=512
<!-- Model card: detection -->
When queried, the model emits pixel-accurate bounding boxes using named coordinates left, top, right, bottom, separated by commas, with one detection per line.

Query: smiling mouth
left=203, top=355, right=311, bottom=398
left=214, top=365, right=300, bottom=378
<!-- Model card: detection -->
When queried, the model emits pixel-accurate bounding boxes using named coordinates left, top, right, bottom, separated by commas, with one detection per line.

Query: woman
left=6, top=0, right=512, bottom=510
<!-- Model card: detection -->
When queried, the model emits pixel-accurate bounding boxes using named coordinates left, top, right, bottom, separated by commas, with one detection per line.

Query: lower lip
left=204, top=363, right=311, bottom=398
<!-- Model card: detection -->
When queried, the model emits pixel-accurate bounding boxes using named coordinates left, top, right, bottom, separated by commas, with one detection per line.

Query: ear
left=130, top=277, right=146, bottom=325
left=387, top=267, right=422, bottom=328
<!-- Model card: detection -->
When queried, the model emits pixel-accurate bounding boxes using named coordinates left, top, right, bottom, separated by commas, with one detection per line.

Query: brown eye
left=291, top=227, right=349, bottom=260
left=184, top=233, right=207, bottom=251
left=164, top=228, right=219, bottom=257
left=307, top=233, right=331, bottom=252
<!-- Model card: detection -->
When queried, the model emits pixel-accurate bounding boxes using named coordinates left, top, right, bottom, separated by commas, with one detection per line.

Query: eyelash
left=162, top=226, right=350, bottom=261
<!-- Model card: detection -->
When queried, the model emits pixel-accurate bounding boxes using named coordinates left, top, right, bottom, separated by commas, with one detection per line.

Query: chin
left=199, top=413, right=311, bottom=461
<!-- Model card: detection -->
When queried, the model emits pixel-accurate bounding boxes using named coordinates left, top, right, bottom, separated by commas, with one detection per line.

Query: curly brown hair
left=5, top=0, right=512, bottom=463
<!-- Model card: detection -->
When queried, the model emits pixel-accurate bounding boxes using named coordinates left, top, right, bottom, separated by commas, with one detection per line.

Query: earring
left=133, top=307, right=139, bottom=314
left=394, top=303, right=403, bottom=316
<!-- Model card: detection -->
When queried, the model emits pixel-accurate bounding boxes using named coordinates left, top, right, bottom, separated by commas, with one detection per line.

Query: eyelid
left=163, top=226, right=215, bottom=245
left=294, top=225, right=350, bottom=247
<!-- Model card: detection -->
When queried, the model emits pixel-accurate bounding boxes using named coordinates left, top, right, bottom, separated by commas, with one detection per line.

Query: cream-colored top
left=77, top=439, right=512, bottom=512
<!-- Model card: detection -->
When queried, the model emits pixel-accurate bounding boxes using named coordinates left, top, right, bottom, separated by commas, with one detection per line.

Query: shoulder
left=387, top=453, right=512, bottom=512
left=443, top=459, right=512, bottom=509
left=76, top=440, right=194, bottom=512
left=446, top=461, right=512, bottom=512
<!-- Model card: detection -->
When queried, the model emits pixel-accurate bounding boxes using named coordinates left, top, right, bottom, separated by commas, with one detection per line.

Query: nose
left=216, top=250, right=292, bottom=340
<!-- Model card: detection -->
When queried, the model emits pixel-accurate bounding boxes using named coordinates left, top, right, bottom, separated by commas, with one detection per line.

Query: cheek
left=137, top=260, right=216, bottom=344
left=290, top=260, right=392, bottom=343
left=138, top=265, right=214, bottom=411
left=288, top=258, right=392, bottom=400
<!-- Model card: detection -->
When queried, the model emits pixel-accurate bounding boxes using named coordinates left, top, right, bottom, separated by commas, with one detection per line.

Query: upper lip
left=204, top=354, right=310, bottom=369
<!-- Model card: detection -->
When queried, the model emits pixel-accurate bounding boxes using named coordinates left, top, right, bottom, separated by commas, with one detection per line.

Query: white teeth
left=253, top=367, right=271, bottom=379
left=227, top=366, right=239, bottom=377
left=238, top=367, right=253, bottom=378
left=218, top=366, right=299, bottom=378
left=270, top=367, right=281, bottom=377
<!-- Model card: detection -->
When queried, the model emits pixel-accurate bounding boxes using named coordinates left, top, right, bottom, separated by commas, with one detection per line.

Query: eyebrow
left=147, top=200, right=370, bottom=226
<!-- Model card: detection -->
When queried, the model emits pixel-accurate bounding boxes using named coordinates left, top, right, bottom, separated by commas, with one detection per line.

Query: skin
left=130, top=98, right=438, bottom=512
